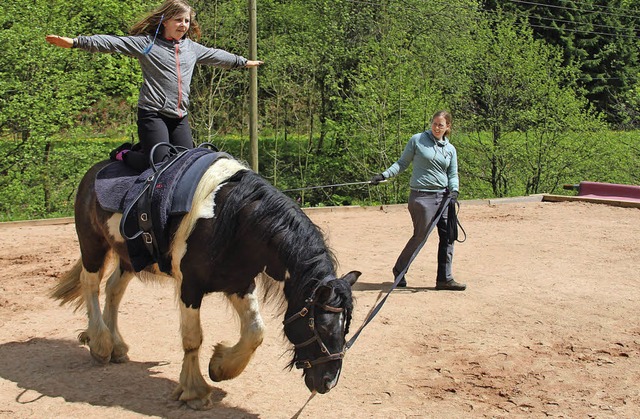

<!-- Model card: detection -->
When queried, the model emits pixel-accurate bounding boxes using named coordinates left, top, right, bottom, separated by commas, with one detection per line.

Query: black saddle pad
left=94, top=148, right=231, bottom=272
left=95, top=148, right=227, bottom=214
left=95, top=162, right=142, bottom=213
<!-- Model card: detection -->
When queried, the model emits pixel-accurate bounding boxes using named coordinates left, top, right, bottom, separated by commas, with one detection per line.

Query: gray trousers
left=393, top=190, right=454, bottom=283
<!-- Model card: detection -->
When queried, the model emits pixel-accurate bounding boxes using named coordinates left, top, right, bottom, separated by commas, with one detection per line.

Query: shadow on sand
left=0, top=337, right=258, bottom=418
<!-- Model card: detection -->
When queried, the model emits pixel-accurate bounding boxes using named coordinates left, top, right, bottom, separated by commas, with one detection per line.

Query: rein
left=345, top=194, right=453, bottom=350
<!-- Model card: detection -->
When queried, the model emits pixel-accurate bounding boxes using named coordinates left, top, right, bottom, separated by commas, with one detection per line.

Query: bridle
left=283, top=277, right=348, bottom=370
left=281, top=195, right=456, bottom=376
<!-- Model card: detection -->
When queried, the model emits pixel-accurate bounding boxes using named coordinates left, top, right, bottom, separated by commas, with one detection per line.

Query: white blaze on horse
left=51, top=150, right=360, bottom=410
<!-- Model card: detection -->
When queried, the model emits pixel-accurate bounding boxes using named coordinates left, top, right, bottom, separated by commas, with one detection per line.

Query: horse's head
left=283, top=271, right=361, bottom=394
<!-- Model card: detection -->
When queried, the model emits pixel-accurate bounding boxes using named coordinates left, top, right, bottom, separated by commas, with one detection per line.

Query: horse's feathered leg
left=78, top=264, right=114, bottom=364
left=171, top=302, right=212, bottom=410
left=103, top=263, right=134, bottom=363
left=209, top=287, right=265, bottom=381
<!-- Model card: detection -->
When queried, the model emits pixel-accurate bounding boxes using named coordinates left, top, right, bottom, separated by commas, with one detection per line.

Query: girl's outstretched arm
left=45, top=35, right=75, bottom=48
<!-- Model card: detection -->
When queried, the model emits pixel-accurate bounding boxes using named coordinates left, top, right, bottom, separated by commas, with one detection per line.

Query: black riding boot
left=435, top=224, right=465, bottom=290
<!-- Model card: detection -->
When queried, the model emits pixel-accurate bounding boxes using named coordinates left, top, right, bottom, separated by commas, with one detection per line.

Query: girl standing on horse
left=46, top=0, right=263, bottom=171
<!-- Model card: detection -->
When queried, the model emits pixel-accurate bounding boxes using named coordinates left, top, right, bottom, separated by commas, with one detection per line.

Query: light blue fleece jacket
left=382, top=130, right=459, bottom=192
left=76, top=34, right=247, bottom=119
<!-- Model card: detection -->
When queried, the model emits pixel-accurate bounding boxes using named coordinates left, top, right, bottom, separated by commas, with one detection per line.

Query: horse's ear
left=341, top=271, right=361, bottom=286
left=316, top=284, right=333, bottom=302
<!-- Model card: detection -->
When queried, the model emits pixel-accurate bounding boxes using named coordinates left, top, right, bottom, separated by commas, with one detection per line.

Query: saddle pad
left=94, top=148, right=231, bottom=272
left=95, top=162, right=141, bottom=213
left=95, top=148, right=228, bottom=214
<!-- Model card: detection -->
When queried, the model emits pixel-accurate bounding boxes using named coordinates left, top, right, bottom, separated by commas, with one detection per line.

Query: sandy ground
left=1, top=199, right=639, bottom=418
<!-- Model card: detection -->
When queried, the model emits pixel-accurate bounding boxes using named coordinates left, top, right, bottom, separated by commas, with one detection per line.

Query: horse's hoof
left=110, top=353, right=129, bottom=363
left=111, top=342, right=130, bottom=363
left=209, top=341, right=254, bottom=381
left=209, top=363, right=224, bottom=382
left=90, top=349, right=111, bottom=364
left=185, top=398, right=214, bottom=410
left=170, top=385, right=183, bottom=401
left=79, top=331, right=111, bottom=364
left=171, top=385, right=213, bottom=410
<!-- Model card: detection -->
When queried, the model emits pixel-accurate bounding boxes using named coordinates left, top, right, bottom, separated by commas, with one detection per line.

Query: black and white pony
left=51, top=155, right=360, bottom=409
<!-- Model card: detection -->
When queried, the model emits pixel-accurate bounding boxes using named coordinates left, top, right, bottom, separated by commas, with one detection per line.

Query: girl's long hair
left=130, top=0, right=202, bottom=41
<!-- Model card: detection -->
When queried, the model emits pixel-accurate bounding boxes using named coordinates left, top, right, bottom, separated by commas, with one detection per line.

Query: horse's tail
left=50, top=258, right=85, bottom=312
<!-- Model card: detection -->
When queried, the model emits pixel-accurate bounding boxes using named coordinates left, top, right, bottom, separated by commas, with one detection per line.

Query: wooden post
left=249, top=0, right=258, bottom=172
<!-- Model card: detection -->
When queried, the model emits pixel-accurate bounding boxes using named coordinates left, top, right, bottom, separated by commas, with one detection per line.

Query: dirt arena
left=1, top=198, right=639, bottom=418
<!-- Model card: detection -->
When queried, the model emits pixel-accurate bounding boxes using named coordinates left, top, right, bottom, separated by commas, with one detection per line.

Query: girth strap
left=120, top=144, right=189, bottom=262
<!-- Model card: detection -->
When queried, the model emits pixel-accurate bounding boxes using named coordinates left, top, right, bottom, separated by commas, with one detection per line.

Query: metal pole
left=248, top=0, right=259, bottom=172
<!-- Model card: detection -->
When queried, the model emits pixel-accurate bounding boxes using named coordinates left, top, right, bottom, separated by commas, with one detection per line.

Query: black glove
left=370, top=174, right=385, bottom=185
left=449, top=190, right=459, bottom=200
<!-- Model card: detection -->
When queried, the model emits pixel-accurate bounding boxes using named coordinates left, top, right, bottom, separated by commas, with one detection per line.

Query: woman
left=46, top=0, right=263, bottom=170
left=370, top=110, right=465, bottom=291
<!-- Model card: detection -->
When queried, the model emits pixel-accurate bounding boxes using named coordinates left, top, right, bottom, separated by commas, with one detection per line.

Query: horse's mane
left=211, top=170, right=338, bottom=299
left=209, top=169, right=354, bottom=371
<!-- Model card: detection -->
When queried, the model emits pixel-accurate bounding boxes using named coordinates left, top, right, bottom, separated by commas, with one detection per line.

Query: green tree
left=0, top=0, right=150, bottom=218
left=483, top=0, right=640, bottom=128
left=339, top=0, right=481, bottom=202
left=188, top=0, right=252, bottom=146
left=459, top=13, right=602, bottom=197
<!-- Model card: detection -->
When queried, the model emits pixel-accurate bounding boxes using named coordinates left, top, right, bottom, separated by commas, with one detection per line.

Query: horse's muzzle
left=305, top=367, right=341, bottom=394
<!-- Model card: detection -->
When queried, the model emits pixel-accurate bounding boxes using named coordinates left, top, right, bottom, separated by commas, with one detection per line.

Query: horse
left=51, top=153, right=361, bottom=410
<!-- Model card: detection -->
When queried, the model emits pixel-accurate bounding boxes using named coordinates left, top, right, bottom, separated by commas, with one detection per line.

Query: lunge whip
left=281, top=179, right=386, bottom=193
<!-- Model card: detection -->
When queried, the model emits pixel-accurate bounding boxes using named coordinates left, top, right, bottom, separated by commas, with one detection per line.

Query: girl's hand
left=45, top=35, right=74, bottom=48
left=245, top=60, right=264, bottom=68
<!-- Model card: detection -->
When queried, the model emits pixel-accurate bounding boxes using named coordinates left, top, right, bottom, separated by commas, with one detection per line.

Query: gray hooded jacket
left=382, top=130, right=459, bottom=192
left=76, top=34, right=247, bottom=118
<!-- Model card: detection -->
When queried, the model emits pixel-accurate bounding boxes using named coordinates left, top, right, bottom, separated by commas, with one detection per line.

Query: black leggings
left=123, top=108, right=194, bottom=171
